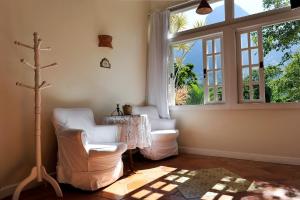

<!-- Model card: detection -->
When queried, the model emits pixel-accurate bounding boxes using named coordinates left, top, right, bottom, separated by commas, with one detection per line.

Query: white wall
left=172, top=109, right=300, bottom=159
left=0, top=0, right=149, bottom=197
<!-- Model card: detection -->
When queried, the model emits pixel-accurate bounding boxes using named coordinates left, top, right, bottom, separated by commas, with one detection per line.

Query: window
left=237, top=29, right=265, bottom=102
left=263, top=20, right=300, bottom=103
left=170, top=39, right=204, bottom=105
left=237, top=19, right=300, bottom=103
left=168, top=0, right=299, bottom=108
left=169, top=0, right=225, bottom=34
left=234, top=0, right=290, bottom=19
left=204, top=37, right=224, bottom=103
left=170, top=35, right=224, bottom=105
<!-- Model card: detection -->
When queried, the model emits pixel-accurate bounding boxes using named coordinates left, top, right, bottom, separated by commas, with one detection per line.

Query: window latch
left=170, top=73, right=174, bottom=79
left=203, top=69, right=207, bottom=79
left=259, top=61, right=264, bottom=69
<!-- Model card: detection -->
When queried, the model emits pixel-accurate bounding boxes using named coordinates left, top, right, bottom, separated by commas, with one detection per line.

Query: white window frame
left=169, top=33, right=225, bottom=106
left=203, top=35, right=225, bottom=104
left=168, top=0, right=300, bottom=110
left=236, top=27, right=265, bottom=103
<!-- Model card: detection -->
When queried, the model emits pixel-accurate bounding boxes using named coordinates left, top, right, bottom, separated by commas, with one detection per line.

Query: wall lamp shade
left=196, top=0, right=213, bottom=15
left=98, top=35, right=113, bottom=48
left=291, top=0, right=300, bottom=9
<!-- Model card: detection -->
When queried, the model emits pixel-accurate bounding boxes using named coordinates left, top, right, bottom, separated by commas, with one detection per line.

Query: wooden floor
left=4, top=153, right=300, bottom=200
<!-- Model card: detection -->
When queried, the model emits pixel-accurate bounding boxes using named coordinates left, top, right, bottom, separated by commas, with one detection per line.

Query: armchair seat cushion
left=151, top=130, right=179, bottom=142
left=87, top=143, right=127, bottom=158
left=150, top=119, right=176, bottom=131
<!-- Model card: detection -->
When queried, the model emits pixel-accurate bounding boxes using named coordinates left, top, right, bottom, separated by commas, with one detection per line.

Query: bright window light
left=234, top=0, right=290, bottom=18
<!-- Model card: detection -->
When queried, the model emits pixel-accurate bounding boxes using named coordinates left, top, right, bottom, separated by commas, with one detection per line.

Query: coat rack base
left=12, top=166, right=63, bottom=200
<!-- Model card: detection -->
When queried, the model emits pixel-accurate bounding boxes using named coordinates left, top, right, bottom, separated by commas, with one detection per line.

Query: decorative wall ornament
left=100, top=57, right=111, bottom=69
left=98, top=34, right=113, bottom=48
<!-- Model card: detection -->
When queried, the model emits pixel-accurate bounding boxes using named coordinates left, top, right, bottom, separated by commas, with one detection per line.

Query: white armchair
left=52, top=108, right=127, bottom=191
left=132, top=106, right=179, bottom=160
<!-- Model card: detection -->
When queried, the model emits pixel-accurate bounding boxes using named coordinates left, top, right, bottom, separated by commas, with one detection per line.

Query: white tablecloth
left=103, top=115, right=151, bottom=149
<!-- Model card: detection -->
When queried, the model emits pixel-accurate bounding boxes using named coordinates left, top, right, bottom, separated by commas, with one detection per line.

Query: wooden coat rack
left=12, top=32, right=63, bottom=200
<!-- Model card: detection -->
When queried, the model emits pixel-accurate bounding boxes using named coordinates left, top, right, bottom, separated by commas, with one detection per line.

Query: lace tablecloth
left=103, top=115, right=151, bottom=149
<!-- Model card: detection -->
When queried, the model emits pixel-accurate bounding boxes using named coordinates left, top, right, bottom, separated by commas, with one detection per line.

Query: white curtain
left=147, top=10, right=170, bottom=119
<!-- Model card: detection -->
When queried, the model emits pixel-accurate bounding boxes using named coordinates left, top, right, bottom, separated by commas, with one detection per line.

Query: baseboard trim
left=179, top=146, right=300, bottom=165
left=0, top=172, right=56, bottom=199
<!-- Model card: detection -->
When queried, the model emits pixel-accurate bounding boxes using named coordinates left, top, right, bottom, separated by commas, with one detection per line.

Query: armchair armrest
left=150, top=119, right=176, bottom=131
left=88, top=125, right=120, bottom=144
left=58, top=129, right=88, bottom=158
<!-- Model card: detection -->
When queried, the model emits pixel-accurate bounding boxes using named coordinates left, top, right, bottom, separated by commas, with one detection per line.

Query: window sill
left=169, top=102, right=300, bottom=111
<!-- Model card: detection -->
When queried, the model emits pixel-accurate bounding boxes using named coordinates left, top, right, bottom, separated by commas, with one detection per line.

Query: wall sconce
left=98, top=35, right=113, bottom=48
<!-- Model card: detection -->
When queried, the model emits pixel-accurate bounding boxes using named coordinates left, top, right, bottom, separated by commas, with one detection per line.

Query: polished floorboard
left=4, top=153, right=300, bottom=200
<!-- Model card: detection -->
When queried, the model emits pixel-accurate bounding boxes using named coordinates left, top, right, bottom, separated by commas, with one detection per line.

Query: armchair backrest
left=132, top=106, right=160, bottom=120
left=132, top=106, right=176, bottom=131
left=53, top=108, right=96, bottom=134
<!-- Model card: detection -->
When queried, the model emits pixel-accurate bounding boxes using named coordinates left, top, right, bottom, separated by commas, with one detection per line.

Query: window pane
left=252, top=66, right=259, bottom=82
left=243, top=85, right=250, bottom=100
left=207, top=55, right=213, bottom=70
left=216, top=70, right=223, bottom=85
left=214, top=38, right=221, bottom=53
left=250, top=31, right=258, bottom=47
left=242, top=67, right=249, bottom=83
left=204, top=36, right=224, bottom=104
left=209, top=88, right=215, bottom=102
left=215, top=54, right=221, bottom=69
left=240, top=33, right=248, bottom=49
left=234, top=0, right=290, bottom=19
left=241, top=50, right=249, bottom=66
left=263, top=19, right=300, bottom=103
left=169, top=0, right=225, bottom=34
left=253, top=85, right=260, bottom=100
left=208, top=71, right=214, bottom=86
left=217, top=87, right=223, bottom=101
left=251, top=48, right=259, bottom=65
left=207, top=40, right=212, bottom=54
left=172, top=39, right=204, bottom=105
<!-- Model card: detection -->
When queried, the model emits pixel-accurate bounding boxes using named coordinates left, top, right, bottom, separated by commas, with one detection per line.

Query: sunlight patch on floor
left=150, top=181, right=167, bottom=189
left=161, top=183, right=178, bottom=192
left=131, top=189, right=151, bottom=199
left=201, top=191, right=219, bottom=200
left=101, top=166, right=176, bottom=199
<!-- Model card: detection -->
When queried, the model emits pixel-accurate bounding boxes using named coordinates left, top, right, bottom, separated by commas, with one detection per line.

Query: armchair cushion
left=53, top=108, right=95, bottom=134
left=151, top=130, right=179, bottom=142
left=150, top=119, right=176, bottom=131
left=88, top=143, right=127, bottom=158
left=88, top=125, right=120, bottom=144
